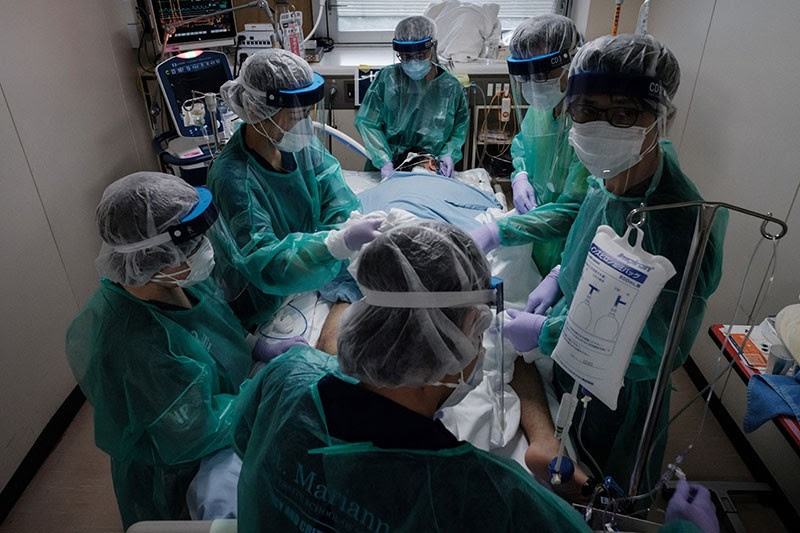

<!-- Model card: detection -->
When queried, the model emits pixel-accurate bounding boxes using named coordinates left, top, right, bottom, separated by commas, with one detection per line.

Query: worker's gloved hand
left=505, top=309, right=547, bottom=352
left=665, top=481, right=719, bottom=533
left=380, top=161, right=394, bottom=180
left=512, top=172, right=537, bottom=214
left=343, top=218, right=383, bottom=252
left=252, top=336, right=308, bottom=363
left=438, top=155, right=454, bottom=177
left=469, top=222, right=500, bottom=253
left=325, top=215, right=384, bottom=260
left=525, top=266, right=561, bottom=314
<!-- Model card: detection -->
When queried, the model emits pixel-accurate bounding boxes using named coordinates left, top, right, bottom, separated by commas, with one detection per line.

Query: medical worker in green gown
left=355, top=16, right=469, bottom=179
left=469, top=14, right=589, bottom=280
left=231, top=222, right=717, bottom=533
left=208, top=49, right=380, bottom=330
left=65, top=172, right=303, bottom=528
left=502, top=35, right=727, bottom=495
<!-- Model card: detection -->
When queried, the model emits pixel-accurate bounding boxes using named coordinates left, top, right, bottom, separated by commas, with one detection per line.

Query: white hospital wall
left=647, top=0, right=800, bottom=502
left=648, top=1, right=800, bottom=335
left=0, top=0, right=157, bottom=491
left=572, top=0, right=646, bottom=40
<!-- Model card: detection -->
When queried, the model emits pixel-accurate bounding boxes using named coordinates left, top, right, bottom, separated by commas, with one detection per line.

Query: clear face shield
left=106, top=186, right=243, bottom=299
left=564, top=73, right=669, bottom=190
left=392, top=37, right=437, bottom=80
left=250, top=72, right=327, bottom=172
left=168, top=187, right=246, bottom=303
left=507, top=50, right=574, bottom=198
left=508, top=50, right=571, bottom=118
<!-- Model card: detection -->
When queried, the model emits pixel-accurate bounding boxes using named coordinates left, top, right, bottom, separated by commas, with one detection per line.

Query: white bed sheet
left=343, top=168, right=503, bottom=204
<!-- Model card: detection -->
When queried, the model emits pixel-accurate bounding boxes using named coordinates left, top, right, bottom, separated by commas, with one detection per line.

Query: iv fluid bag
left=552, top=225, right=676, bottom=409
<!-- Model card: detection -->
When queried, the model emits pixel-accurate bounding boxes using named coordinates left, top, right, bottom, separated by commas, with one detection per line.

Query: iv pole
left=159, top=0, right=281, bottom=61
left=625, top=201, right=788, bottom=498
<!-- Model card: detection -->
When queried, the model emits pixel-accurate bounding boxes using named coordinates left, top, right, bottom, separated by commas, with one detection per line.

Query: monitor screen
left=157, top=51, right=233, bottom=137
left=149, top=0, right=237, bottom=50
left=165, top=60, right=230, bottom=105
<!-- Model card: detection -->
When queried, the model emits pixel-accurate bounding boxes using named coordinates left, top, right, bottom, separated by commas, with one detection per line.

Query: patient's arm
left=315, top=302, right=350, bottom=355
left=511, top=358, right=589, bottom=501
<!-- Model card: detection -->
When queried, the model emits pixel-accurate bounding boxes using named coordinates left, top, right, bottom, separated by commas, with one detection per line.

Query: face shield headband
left=361, top=277, right=503, bottom=310
left=507, top=50, right=571, bottom=81
left=392, top=37, right=435, bottom=54
left=258, top=72, right=326, bottom=109
left=565, top=73, right=668, bottom=109
left=111, top=187, right=219, bottom=252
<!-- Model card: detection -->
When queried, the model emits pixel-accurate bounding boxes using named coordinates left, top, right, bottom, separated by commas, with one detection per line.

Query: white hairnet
left=394, top=15, right=437, bottom=42
left=220, top=49, right=314, bottom=124
left=95, top=172, right=200, bottom=287
left=337, top=222, right=492, bottom=388
left=570, top=34, right=681, bottom=101
left=510, top=14, right=583, bottom=59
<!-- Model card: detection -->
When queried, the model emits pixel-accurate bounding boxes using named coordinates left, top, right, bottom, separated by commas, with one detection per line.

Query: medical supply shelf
left=694, top=324, right=800, bottom=523
left=708, top=324, right=800, bottom=453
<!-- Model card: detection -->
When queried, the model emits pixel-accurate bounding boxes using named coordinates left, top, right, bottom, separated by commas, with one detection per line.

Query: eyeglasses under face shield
left=393, top=37, right=435, bottom=62
left=565, top=73, right=667, bottom=127
left=507, top=50, right=571, bottom=83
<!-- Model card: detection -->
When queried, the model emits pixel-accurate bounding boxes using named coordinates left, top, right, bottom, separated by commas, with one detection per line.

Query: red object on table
left=708, top=324, right=800, bottom=453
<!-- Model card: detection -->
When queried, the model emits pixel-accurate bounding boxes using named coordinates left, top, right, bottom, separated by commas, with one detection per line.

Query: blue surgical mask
left=402, top=59, right=431, bottom=81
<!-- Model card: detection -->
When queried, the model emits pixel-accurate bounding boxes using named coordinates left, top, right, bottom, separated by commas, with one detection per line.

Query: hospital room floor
left=0, top=368, right=789, bottom=532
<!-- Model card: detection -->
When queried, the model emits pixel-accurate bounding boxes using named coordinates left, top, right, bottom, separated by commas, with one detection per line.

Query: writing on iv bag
left=552, top=225, right=675, bottom=409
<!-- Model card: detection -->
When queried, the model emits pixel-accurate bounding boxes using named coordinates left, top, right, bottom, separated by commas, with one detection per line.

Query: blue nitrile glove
left=665, top=481, right=720, bottom=533
left=343, top=218, right=382, bottom=251
left=252, top=336, right=308, bottom=363
left=438, top=155, right=454, bottom=177
left=380, top=161, right=394, bottom=179
left=505, top=309, right=547, bottom=352
left=525, top=266, right=561, bottom=314
left=469, top=222, right=500, bottom=253
left=512, top=172, right=537, bottom=214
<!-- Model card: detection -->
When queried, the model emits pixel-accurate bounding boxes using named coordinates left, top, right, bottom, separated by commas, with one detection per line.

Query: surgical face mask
left=522, top=77, right=565, bottom=110
left=568, top=120, right=658, bottom=179
left=437, top=344, right=485, bottom=410
left=257, top=116, right=314, bottom=153
left=402, top=59, right=431, bottom=81
left=153, top=236, right=215, bottom=288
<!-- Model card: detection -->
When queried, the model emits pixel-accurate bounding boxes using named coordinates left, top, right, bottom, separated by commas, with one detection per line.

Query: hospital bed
left=256, top=166, right=580, bottom=474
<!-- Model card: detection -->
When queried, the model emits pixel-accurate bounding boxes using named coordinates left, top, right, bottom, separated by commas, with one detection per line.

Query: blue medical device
left=156, top=50, right=232, bottom=138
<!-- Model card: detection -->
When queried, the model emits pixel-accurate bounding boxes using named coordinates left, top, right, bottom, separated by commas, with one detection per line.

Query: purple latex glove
left=512, top=172, right=537, bottom=214
left=505, top=309, right=547, bottom=352
left=343, top=218, right=382, bottom=251
left=438, top=155, right=454, bottom=177
left=525, top=266, right=561, bottom=314
left=666, top=481, right=719, bottom=533
left=252, top=336, right=308, bottom=363
left=469, top=222, right=500, bottom=253
left=380, top=161, right=394, bottom=179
